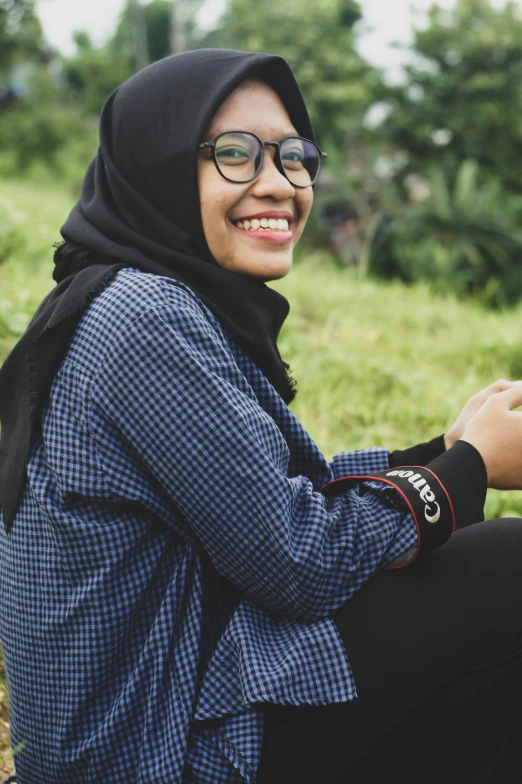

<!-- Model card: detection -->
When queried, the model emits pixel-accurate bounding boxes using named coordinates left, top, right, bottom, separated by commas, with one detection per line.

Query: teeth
left=235, top=218, right=290, bottom=231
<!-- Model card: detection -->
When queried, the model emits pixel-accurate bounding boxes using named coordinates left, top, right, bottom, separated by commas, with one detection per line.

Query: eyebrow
left=209, top=127, right=299, bottom=139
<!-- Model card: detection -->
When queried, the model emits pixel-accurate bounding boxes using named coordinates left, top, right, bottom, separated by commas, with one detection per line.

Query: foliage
left=0, top=66, right=98, bottom=177
left=61, top=1, right=176, bottom=117
left=61, top=31, right=133, bottom=116
left=203, top=0, right=377, bottom=148
left=368, top=160, right=522, bottom=307
left=0, top=0, right=42, bottom=75
left=109, top=0, right=173, bottom=72
left=310, top=135, right=387, bottom=266
left=377, top=0, right=522, bottom=193
left=355, top=0, right=522, bottom=301
left=0, top=0, right=99, bottom=178
left=0, top=180, right=62, bottom=348
left=1, top=1, right=177, bottom=179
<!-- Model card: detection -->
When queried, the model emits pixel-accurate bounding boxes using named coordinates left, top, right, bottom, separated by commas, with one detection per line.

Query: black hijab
left=0, top=49, right=316, bottom=530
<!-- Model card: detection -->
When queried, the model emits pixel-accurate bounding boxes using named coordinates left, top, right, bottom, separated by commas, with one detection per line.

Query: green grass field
left=2, top=175, right=522, bottom=521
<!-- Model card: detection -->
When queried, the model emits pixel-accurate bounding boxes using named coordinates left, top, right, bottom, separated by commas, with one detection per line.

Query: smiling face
left=197, top=80, right=314, bottom=281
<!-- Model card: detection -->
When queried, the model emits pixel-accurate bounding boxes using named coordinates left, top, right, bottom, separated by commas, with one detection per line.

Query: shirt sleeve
left=330, top=447, right=391, bottom=478
left=87, top=296, right=420, bottom=624
left=329, top=434, right=447, bottom=479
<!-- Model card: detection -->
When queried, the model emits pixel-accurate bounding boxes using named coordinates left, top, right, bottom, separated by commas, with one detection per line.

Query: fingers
left=490, top=379, right=514, bottom=392
left=474, top=379, right=518, bottom=404
left=482, top=379, right=514, bottom=396
left=488, top=381, right=522, bottom=411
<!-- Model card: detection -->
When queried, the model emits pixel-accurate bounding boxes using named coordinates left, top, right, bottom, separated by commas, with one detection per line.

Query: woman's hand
left=444, top=379, right=516, bottom=450
left=460, top=382, right=522, bottom=489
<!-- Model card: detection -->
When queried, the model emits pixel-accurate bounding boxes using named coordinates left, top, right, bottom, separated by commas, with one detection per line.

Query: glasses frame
left=198, top=130, right=327, bottom=188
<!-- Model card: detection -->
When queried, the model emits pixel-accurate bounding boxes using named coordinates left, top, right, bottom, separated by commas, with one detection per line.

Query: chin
left=246, top=256, right=293, bottom=281
left=214, top=248, right=293, bottom=280
left=262, top=267, right=291, bottom=282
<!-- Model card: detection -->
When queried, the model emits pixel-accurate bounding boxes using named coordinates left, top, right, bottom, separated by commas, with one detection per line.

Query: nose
left=250, top=147, right=295, bottom=201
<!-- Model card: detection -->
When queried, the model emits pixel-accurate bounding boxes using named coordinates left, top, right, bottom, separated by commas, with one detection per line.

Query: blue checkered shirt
left=0, top=269, right=418, bottom=783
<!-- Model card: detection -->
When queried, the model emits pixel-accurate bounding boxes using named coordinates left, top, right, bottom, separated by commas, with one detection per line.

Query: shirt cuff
left=425, top=439, right=487, bottom=530
left=389, top=434, right=446, bottom=468
left=320, top=440, right=487, bottom=569
left=321, top=465, right=455, bottom=567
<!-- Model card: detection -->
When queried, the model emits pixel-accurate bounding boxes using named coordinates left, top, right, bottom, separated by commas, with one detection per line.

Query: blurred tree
left=0, top=0, right=180, bottom=175
left=61, top=30, right=133, bottom=116
left=61, top=1, right=179, bottom=117
left=128, top=0, right=150, bottom=70
left=170, top=0, right=205, bottom=54
left=203, top=0, right=377, bottom=148
left=110, top=0, right=172, bottom=71
left=378, top=0, right=522, bottom=193
left=0, top=0, right=45, bottom=76
left=0, top=0, right=88, bottom=176
left=0, top=65, right=96, bottom=174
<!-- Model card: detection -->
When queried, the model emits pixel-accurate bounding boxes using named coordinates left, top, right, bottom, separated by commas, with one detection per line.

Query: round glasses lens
left=214, top=132, right=261, bottom=182
left=280, top=137, right=320, bottom=186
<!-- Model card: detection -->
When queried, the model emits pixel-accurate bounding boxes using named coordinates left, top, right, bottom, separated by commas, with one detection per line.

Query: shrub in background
left=368, top=160, right=522, bottom=307
left=0, top=67, right=98, bottom=182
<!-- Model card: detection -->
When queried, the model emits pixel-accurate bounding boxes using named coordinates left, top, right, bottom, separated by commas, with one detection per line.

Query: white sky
left=36, top=0, right=522, bottom=78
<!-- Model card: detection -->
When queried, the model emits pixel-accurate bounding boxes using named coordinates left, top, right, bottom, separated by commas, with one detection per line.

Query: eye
left=282, top=149, right=304, bottom=162
left=282, top=147, right=305, bottom=170
left=216, top=146, right=251, bottom=163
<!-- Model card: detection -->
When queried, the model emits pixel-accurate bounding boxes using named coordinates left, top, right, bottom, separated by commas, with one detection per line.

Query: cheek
left=198, top=166, right=251, bottom=265
left=294, top=190, right=313, bottom=239
left=198, top=166, right=237, bottom=237
left=199, top=183, right=229, bottom=254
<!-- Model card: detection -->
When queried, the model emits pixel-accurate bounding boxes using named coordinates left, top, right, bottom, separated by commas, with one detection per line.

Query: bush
left=368, top=161, right=522, bottom=307
left=0, top=67, right=98, bottom=180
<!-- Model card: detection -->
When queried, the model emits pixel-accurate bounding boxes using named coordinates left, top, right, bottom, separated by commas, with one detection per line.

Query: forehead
left=206, top=79, right=298, bottom=140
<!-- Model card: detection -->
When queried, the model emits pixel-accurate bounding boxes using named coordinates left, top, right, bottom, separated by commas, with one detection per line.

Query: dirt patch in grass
left=0, top=658, right=14, bottom=779
left=0, top=700, right=14, bottom=779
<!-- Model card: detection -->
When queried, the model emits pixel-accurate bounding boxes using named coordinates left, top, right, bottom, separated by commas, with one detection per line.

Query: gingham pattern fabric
left=0, top=269, right=418, bottom=784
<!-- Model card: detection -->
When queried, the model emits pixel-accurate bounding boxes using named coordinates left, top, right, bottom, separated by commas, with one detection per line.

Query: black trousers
left=257, top=519, right=522, bottom=784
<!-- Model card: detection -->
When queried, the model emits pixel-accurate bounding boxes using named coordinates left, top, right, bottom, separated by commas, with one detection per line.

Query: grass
left=1, top=175, right=522, bottom=769
left=0, top=178, right=65, bottom=360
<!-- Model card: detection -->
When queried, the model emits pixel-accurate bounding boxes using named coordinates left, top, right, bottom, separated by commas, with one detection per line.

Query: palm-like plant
left=369, top=160, right=522, bottom=307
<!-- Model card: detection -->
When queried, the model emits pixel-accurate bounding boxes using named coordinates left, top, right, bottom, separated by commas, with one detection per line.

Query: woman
left=1, top=49, right=522, bottom=784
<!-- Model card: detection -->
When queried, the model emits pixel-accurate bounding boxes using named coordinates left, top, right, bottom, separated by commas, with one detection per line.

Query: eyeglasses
left=198, top=131, right=326, bottom=188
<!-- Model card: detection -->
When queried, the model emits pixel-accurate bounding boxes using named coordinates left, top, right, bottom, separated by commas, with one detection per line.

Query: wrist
left=443, top=431, right=455, bottom=450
